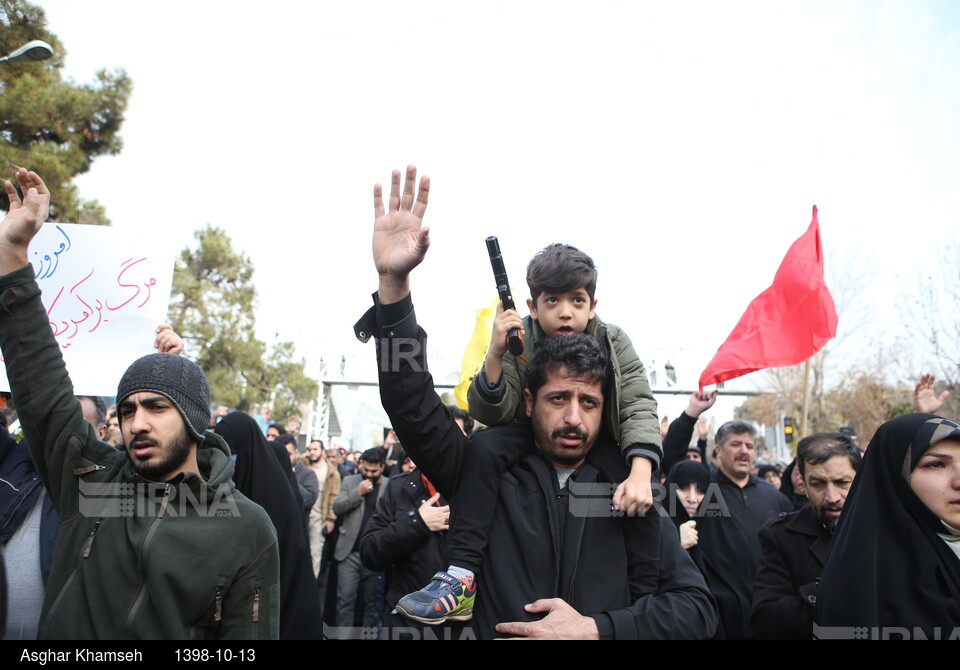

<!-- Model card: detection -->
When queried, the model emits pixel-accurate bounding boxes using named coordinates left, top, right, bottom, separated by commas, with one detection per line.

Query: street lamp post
left=0, top=40, right=54, bottom=64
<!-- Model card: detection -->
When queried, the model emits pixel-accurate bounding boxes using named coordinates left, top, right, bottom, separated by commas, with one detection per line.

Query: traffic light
left=784, top=417, right=796, bottom=443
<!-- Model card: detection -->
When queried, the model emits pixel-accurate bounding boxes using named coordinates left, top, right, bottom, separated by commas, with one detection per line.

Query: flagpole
left=800, top=358, right=811, bottom=440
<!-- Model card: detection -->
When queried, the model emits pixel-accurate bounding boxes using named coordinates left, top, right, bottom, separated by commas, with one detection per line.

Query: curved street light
left=0, top=40, right=54, bottom=64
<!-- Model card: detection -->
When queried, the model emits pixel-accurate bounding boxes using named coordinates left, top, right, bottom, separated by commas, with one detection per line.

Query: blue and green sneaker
left=395, top=571, right=477, bottom=625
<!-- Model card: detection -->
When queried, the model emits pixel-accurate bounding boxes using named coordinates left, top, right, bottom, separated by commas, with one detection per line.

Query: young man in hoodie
left=0, top=169, right=279, bottom=640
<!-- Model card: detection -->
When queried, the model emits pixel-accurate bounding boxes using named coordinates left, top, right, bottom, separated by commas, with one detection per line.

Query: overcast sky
left=34, top=1, right=960, bottom=423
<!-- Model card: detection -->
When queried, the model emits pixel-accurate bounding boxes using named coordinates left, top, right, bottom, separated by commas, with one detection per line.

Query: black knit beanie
left=116, top=353, right=211, bottom=443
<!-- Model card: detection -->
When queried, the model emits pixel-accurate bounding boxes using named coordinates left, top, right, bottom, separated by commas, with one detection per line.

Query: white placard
left=0, top=223, right=177, bottom=397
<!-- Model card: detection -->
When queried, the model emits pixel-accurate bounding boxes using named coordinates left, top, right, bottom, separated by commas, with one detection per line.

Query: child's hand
left=613, top=457, right=653, bottom=515
left=482, top=302, right=525, bottom=386
left=488, top=302, right=524, bottom=359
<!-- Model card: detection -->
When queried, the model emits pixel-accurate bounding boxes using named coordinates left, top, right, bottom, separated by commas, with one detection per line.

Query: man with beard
left=353, top=165, right=717, bottom=639
left=281, top=434, right=319, bottom=515
left=305, top=439, right=340, bottom=577
left=661, top=407, right=793, bottom=638
left=331, top=446, right=387, bottom=635
left=692, top=420, right=793, bottom=638
left=0, top=169, right=279, bottom=639
left=752, top=433, right=860, bottom=639
left=104, top=409, right=122, bottom=446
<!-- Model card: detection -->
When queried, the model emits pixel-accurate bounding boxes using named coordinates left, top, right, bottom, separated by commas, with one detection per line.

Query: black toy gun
left=485, top=236, right=525, bottom=356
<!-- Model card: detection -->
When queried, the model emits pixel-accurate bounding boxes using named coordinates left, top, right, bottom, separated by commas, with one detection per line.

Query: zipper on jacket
left=44, top=526, right=92, bottom=624
left=81, top=518, right=103, bottom=558
left=120, top=484, right=170, bottom=638
left=156, top=484, right=170, bottom=518
left=72, top=464, right=106, bottom=476
left=214, top=585, right=223, bottom=622
left=565, top=514, right=588, bottom=603
left=0, top=475, right=40, bottom=537
left=251, top=587, right=261, bottom=640
left=45, top=503, right=106, bottom=626
left=537, top=471, right=562, bottom=596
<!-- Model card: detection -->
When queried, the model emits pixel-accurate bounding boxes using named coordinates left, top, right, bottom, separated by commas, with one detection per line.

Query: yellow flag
left=455, top=298, right=500, bottom=409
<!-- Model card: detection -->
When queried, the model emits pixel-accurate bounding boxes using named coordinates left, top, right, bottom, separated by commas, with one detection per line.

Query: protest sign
left=0, top=223, right=177, bottom=396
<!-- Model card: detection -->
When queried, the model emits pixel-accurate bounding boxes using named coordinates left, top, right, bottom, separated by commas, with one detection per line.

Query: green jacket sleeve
left=217, top=538, right=280, bottom=640
left=607, top=324, right=662, bottom=465
left=0, top=265, right=123, bottom=519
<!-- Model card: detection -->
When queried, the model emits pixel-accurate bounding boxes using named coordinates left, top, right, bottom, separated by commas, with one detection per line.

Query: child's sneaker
left=395, top=571, right=477, bottom=625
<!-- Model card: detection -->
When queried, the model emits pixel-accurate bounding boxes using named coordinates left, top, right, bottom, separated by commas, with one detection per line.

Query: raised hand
left=696, top=416, right=710, bottom=441
left=488, top=303, right=524, bottom=359
left=372, top=165, right=430, bottom=302
left=482, top=302, right=526, bottom=386
left=154, top=323, right=185, bottom=355
left=914, top=373, right=950, bottom=414
left=686, top=390, right=718, bottom=419
left=0, top=168, right=50, bottom=274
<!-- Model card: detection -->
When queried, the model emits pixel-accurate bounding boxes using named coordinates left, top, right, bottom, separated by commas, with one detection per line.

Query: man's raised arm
left=660, top=390, right=718, bottom=475
left=354, top=166, right=464, bottom=498
left=0, top=169, right=110, bottom=510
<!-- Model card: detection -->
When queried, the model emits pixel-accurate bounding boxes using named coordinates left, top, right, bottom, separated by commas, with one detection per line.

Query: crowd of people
left=0, top=166, right=958, bottom=640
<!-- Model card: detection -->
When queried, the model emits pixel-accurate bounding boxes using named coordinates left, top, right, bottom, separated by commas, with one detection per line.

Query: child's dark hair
left=526, top=333, right=608, bottom=399
left=526, top=243, right=598, bottom=301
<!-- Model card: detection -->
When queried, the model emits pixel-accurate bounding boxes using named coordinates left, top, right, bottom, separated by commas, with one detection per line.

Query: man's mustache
left=552, top=426, right=586, bottom=440
left=131, top=435, right=159, bottom=447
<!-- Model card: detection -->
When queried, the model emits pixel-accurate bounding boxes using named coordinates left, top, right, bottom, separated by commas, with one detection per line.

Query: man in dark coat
left=331, top=447, right=388, bottom=635
left=280, top=434, right=319, bottom=515
left=660, top=392, right=793, bottom=639
left=360, top=467, right=470, bottom=639
left=751, top=433, right=861, bottom=639
left=354, top=165, right=718, bottom=640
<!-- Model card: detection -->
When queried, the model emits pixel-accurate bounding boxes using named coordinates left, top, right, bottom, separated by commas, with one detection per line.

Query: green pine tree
left=169, top=224, right=318, bottom=416
left=0, top=0, right=131, bottom=224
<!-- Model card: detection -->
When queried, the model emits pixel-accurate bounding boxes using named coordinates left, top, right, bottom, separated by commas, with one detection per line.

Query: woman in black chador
left=817, top=413, right=960, bottom=637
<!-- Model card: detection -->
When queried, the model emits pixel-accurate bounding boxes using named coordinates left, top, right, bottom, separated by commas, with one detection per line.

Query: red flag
left=699, top=206, right=838, bottom=390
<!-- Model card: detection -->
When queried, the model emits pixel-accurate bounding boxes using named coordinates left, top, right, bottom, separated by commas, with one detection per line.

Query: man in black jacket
left=354, top=165, right=717, bottom=639
left=360, top=467, right=467, bottom=639
left=660, top=392, right=793, bottom=638
left=751, top=433, right=860, bottom=639
left=281, top=435, right=319, bottom=514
